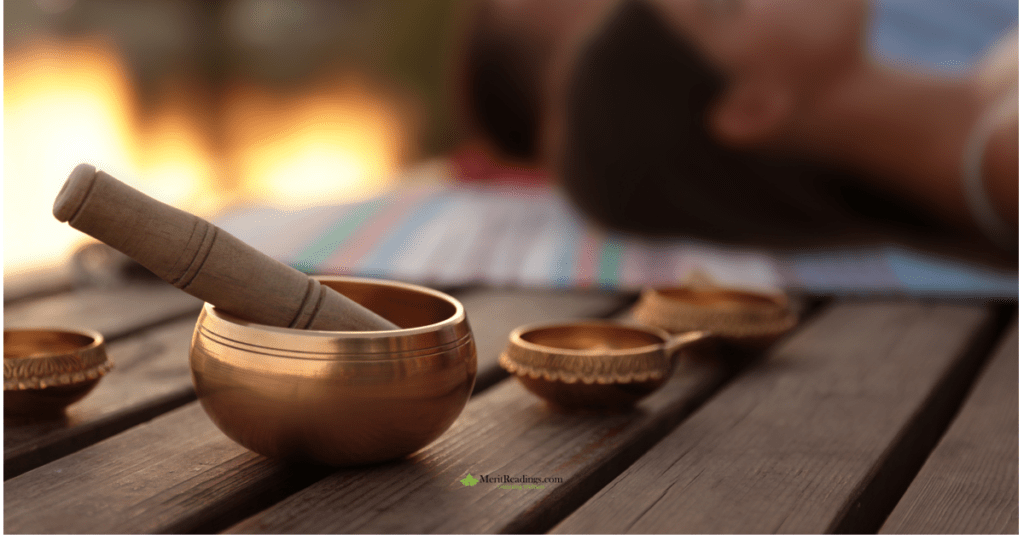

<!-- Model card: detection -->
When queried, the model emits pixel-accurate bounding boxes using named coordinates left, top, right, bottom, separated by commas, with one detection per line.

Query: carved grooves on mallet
left=52, top=163, right=400, bottom=332
left=290, top=279, right=328, bottom=330
left=65, top=176, right=95, bottom=225
left=172, top=223, right=218, bottom=292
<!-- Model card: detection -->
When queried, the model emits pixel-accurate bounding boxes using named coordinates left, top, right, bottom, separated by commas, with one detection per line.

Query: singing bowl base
left=514, top=374, right=668, bottom=412
left=190, top=276, right=476, bottom=466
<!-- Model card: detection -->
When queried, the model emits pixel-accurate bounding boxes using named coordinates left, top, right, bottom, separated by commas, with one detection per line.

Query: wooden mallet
left=53, top=164, right=399, bottom=332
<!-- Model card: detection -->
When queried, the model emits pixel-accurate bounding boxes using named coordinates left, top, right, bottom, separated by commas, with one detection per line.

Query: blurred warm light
left=135, top=85, right=221, bottom=215
left=224, top=75, right=407, bottom=208
left=4, top=37, right=138, bottom=275
left=5, top=37, right=410, bottom=276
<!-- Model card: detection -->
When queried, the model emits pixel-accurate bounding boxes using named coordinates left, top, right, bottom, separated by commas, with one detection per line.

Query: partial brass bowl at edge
left=189, top=276, right=477, bottom=466
left=4, top=328, right=113, bottom=418
left=499, top=321, right=705, bottom=411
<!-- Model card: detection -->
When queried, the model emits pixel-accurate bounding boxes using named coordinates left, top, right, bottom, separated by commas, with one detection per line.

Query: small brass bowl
left=499, top=321, right=705, bottom=411
left=4, top=328, right=112, bottom=418
left=631, top=286, right=797, bottom=350
left=189, top=276, right=476, bottom=466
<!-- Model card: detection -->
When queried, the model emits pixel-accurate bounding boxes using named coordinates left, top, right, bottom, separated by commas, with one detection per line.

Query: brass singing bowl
left=499, top=321, right=706, bottom=411
left=631, top=286, right=797, bottom=350
left=4, top=328, right=112, bottom=418
left=189, top=276, right=476, bottom=466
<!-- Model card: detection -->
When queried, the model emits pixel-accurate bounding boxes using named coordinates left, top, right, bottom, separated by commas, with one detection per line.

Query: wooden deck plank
left=5, top=290, right=661, bottom=534
left=4, top=280, right=201, bottom=341
left=3, top=403, right=305, bottom=534
left=225, top=353, right=730, bottom=534
left=456, top=288, right=632, bottom=391
left=880, top=320, right=1018, bottom=534
left=552, top=301, right=994, bottom=534
left=5, top=317, right=198, bottom=479
left=2, top=286, right=622, bottom=479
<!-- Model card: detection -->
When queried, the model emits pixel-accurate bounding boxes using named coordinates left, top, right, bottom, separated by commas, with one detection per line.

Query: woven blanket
left=215, top=184, right=1017, bottom=297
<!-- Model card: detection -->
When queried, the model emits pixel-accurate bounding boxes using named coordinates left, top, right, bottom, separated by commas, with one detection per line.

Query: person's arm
left=777, top=30, right=1017, bottom=251
left=971, top=29, right=1018, bottom=247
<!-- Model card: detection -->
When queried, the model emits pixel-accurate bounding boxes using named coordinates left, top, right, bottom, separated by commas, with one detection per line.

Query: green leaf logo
left=460, top=473, right=479, bottom=487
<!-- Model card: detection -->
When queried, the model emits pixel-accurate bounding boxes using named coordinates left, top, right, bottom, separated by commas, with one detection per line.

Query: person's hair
left=557, top=0, right=951, bottom=248
left=461, top=0, right=542, bottom=160
left=461, top=0, right=959, bottom=251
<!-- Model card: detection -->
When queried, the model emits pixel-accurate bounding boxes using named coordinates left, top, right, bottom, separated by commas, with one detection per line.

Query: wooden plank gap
left=502, top=369, right=735, bottom=535
left=4, top=388, right=197, bottom=480
left=879, top=318, right=1018, bottom=534
left=219, top=357, right=730, bottom=534
left=223, top=299, right=808, bottom=533
left=3, top=289, right=637, bottom=534
left=4, top=280, right=203, bottom=342
left=551, top=300, right=994, bottom=534
left=3, top=403, right=337, bottom=535
left=830, top=302, right=1016, bottom=534
left=160, top=454, right=336, bottom=534
left=501, top=294, right=818, bottom=533
left=5, top=318, right=199, bottom=479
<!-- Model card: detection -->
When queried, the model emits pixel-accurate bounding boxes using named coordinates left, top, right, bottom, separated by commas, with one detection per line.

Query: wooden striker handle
left=53, top=164, right=399, bottom=332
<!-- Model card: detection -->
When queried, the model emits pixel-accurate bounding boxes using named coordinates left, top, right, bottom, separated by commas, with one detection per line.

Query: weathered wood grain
left=880, top=320, right=1018, bottom=534
left=2, top=286, right=622, bottom=480
left=5, top=317, right=198, bottom=479
left=4, top=289, right=661, bottom=534
left=552, top=301, right=994, bottom=534
left=4, top=280, right=202, bottom=341
left=456, top=287, right=632, bottom=391
left=3, top=403, right=321, bottom=534
left=225, top=351, right=730, bottom=534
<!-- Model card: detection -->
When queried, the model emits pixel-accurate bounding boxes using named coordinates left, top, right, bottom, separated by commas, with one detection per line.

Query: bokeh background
left=4, top=0, right=1018, bottom=286
left=5, top=0, right=467, bottom=275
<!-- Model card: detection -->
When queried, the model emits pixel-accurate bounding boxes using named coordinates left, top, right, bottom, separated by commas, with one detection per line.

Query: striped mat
left=215, top=183, right=1017, bottom=297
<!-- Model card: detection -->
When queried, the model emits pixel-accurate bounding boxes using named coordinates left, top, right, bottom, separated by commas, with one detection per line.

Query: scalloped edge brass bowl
left=631, top=286, right=797, bottom=350
left=4, top=328, right=112, bottom=417
left=499, top=321, right=705, bottom=411
left=189, top=276, right=476, bottom=466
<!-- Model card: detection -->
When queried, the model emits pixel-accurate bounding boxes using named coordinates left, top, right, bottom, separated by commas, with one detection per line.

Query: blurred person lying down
left=460, top=0, right=1017, bottom=266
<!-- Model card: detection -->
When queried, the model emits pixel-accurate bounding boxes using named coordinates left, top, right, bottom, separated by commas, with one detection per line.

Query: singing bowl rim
left=4, top=327, right=113, bottom=390
left=500, top=320, right=675, bottom=384
left=508, top=320, right=670, bottom=358
left=199, top=275, right=469, bottom=358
